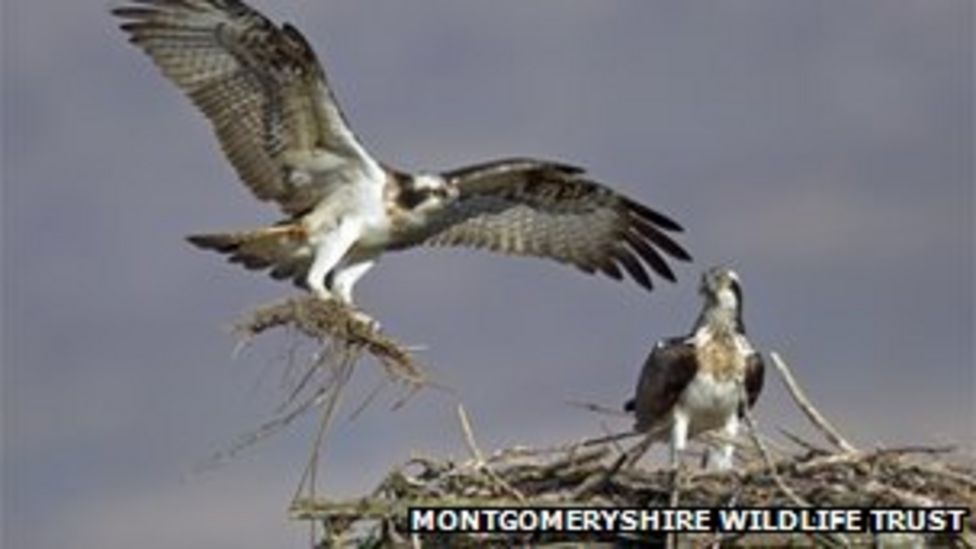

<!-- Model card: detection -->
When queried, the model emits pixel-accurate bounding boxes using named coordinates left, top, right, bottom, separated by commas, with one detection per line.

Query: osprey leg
left=306, top=217, right=363, bottom=300
left=670, top=410, right=690, bottom=467
left=330, top=258, right=376, bottom=304
left=706, top=413, right=739, bottom=470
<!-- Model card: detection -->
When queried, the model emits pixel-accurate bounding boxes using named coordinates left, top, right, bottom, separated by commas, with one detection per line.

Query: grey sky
left=3, top=1, right=973, bottom=548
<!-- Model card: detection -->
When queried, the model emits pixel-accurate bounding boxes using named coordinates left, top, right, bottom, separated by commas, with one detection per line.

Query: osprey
left=624, top=267, right=764, bottom=470
left=113, top=0, right=690, bottom=305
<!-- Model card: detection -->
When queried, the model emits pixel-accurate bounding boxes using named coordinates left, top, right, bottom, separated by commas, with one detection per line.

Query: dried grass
left=234, top=297, right=424, bottom=383
left=199, top=297, right=427, bottom=476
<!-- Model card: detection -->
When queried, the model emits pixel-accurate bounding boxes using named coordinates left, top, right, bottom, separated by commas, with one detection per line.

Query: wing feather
left=391, top=158, right=691, bottom=291
left=113, top=0, right=378, bottom=215
left=629, top=339, right=698, bottom=432
left=740, top=351, right=766, bottom=415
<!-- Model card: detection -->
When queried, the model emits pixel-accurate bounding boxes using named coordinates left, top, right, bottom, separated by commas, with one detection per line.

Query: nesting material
left=201, top=297, right=426, bottom=472
left=234, top=296, right=424, bottom=383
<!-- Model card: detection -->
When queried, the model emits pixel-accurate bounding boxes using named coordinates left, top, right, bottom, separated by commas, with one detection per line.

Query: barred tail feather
left=186, top=224, right=311, bottom=284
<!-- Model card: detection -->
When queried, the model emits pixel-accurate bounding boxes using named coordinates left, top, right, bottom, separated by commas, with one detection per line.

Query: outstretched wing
left=393, top=158, right=691, bottom=291
left=113, top=0, right=380, bottom=215
left=626, top=338, right=698, bottom=432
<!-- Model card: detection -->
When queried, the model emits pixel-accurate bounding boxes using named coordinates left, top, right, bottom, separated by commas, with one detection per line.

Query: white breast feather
left=677, top=372, right=740, bottom=436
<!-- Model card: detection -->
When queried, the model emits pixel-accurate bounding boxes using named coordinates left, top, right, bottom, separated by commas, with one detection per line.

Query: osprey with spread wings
left=113, top=0, right=691, bottom=304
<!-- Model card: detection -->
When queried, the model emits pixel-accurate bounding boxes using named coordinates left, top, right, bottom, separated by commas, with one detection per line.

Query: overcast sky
left=3, top=1, right=973, bottom=548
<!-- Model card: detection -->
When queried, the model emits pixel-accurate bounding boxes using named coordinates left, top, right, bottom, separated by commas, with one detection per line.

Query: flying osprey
left=624, top=267, right=764, bottom=470
left=113, top=0, right=690, bottom=305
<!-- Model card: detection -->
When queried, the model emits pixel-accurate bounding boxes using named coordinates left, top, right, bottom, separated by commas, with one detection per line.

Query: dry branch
left=769, top=351, right=856, bottom=453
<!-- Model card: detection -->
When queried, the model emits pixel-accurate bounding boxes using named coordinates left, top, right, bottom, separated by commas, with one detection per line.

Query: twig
left=738, top=384, right=808, bottom=507
left=457, top=403, right=486, bottom=464
left=741, top=383, right=854, bottom=548
left=456, top=403, right=525, bottom=501
left=579, top=429, right=642, bottom=447
left=569, top=452, right=627, bottom=500
left=910, top=462, right=976, bottom=489
left=862, top=480, right=936, bottom=507
left=623, top=432, right=657, bottom=469
left=293, top=352, right=355, bottom=505
left=778, top=427, right=830, bottom=455
left=769, top=351, right=856, bottom=453
left=666, top=465, right=684, bottom=549
left=565, top=399, right=630, bottom=417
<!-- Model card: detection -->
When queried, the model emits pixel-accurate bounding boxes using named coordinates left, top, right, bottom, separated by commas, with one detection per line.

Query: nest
left=291, top=436, right=973, bottom=546
left=286, top=354, right=975, bottom=547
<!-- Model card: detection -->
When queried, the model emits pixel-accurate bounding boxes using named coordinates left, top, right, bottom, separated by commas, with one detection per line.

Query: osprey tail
left=186, top=224, right=311, bottom=284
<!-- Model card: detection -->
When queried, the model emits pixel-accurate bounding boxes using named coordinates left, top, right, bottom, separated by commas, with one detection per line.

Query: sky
left=3, top=1, right=973, bottom=547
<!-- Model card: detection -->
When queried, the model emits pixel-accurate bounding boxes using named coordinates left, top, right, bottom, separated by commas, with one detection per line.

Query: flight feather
left=113, top=0, right=377, bottom=215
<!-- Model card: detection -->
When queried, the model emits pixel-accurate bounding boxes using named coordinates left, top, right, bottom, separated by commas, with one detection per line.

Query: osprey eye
left=399, top=188, right=427, bottom=209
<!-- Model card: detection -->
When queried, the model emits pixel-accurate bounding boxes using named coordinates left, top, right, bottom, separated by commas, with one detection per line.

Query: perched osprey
left=624, top=267, right=764, bottom=470
left=113, top=0, right=691, bottom=305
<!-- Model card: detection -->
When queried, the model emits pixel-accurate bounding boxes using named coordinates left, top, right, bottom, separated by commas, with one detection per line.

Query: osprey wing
left=392, top=158, right=691, bottom=291
left=627, top=338, right=699, bottom=432
left=739, top=351, right=765, bottom=415
left=113, top=0, right=379, bottom=215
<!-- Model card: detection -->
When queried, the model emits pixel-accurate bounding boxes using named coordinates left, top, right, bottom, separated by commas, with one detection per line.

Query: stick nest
left=286, top=353, right=975, bottom=547
left=293, top=437, right=975, bottom=547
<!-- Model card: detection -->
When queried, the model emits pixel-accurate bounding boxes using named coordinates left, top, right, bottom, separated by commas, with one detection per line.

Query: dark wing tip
left=670, top=241, right=692, bottom=262
left=109, top=6, right=135, bottom=18
left=186, top=234, right=218, bottom=249
left=597, top=259, right=624, bottom=281
left=110, top=1, right=169, bottom=22
left=624, top=230, right=676, bottom=282
left=613, top=248, right=654, bottom=291
left=600, top=199, right=691, bottom=291
left=629, top=215, right=692, bottom=263
left=186, top=234, right=240, bottom=254
left=624, top=198, right=685, bottom=233
left=545, top=160, right=587, bottom=176
left=623, top=398, right=636, bottom=413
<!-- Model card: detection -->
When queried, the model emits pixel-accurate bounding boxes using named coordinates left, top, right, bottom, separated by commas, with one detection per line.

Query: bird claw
left=308, top=289, right=380, bottom=331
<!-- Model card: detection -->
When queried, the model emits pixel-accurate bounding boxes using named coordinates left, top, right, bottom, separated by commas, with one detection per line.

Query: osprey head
left=700, top=266, right=742, bottom=313
left=398, top=173, right=458, bottom=213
